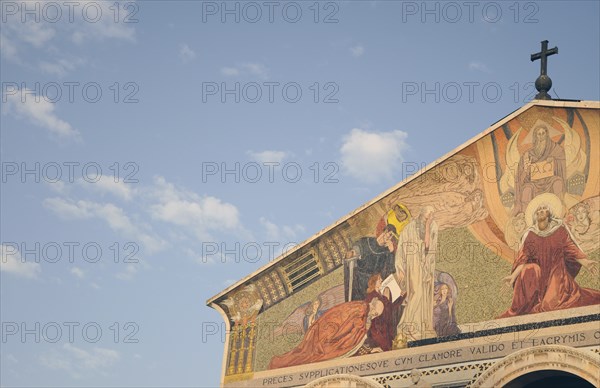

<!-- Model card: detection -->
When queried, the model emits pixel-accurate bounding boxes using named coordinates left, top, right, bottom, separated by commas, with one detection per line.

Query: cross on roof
left=531, top=40, right=558, bottom=100
left=531, top=40, right=558, bottom=77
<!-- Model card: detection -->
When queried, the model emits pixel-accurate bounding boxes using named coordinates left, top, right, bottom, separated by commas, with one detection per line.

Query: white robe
left=395, top=219, right=437, bottom=342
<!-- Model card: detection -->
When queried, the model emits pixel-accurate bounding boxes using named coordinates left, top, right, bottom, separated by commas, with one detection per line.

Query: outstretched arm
left=501, top=264, right=524, bottom=295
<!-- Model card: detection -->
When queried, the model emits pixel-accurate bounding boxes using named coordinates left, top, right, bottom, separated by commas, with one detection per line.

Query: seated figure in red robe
left=268, top=298, right=385, bottom=369
left=499, top=203, right=600, bottom=318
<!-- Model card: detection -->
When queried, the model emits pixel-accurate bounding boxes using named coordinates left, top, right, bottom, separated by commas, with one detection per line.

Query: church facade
left=207, top=99, right=600, bottom=387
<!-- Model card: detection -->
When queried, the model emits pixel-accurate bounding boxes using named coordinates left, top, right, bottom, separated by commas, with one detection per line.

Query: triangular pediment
left=207, top=100, right=600, bottom=387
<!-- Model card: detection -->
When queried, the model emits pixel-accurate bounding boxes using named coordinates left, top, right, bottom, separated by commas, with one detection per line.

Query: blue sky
left=1, top=1, right=599, bottom=386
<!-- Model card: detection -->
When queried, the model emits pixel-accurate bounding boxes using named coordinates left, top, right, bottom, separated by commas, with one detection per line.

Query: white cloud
left=184, top=248, right=215, bottom=265
left=6, top=20, right=56, bottom=48
left=221, top=67, right=240, bottom=76
left=79, top=176, right=136, bottom=201
left=258, top=217, right=304, bottom=259
left=4, top=354, right=18, bottom=363
left=259, top=217, right=304, bottom=242
left=40, top=344, right=120, bottom=379
left=70, top=1, right=137, bottom=44
left=247, top=150, right=287, bottom=164
left=179, top=43, right=196, bottom=62
left=43, top=198, right=166, bottom=254
left=260, top=218, right=279, bottom=240
left=0, top=33, right=19, bottom=61
left=70, top=267, right=85, bottom=279
left=350, top=44, right=365, bottom=57
left=220, top=63, right=269, bottom=79
left=0, top=244, right=41, bottom=279
left=69, top=345, right=119, bottom=369
left=185, top=247, right=230, bottom=265
left=115, top=264, right=138, bottom=280
left=42, top=177, right=247, bottom=262
left=468, top=61, right=492, bottom=73
left=242, top=63, right=269, bottom=79
left=45, top=180, right=68, bottom=194
left=3, top=88, right=80, bottom=139
left=1, top=2, right=136, bottom=74
left=340, top=128, right=409, bottom=184
left=93, top=203, right=166, bottom=253
left=149, top=176, right=245, bottom=240
left=38, top=57, right=85, bottom=77
left=43, top=197, right=92, bottom=219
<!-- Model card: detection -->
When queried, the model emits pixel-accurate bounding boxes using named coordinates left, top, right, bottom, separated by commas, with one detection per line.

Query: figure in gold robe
left=513, top=123, right=566, bottom=215
left=395, top=206, right=437, bottom=344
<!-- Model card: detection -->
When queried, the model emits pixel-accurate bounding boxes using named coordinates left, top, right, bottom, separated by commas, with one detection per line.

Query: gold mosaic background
left=436, top=228, right=600, bottom=323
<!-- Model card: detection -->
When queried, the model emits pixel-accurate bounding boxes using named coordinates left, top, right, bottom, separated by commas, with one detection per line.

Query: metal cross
left=530, top=40, right=558, bottom=100
left=531, top=40, right=558, bottom=77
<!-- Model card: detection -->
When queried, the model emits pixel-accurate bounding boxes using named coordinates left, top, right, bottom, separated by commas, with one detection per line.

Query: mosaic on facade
left=216, top=106, right=600, bottom=377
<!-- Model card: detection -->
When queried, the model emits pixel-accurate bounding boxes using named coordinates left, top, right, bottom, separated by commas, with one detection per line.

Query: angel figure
left=566, top=198, right=600, bottom=253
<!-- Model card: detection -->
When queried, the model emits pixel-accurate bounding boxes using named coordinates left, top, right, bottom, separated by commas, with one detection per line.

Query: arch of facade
left=472, top=345, right=600, bottom=387
left=304, top=374, right=385, bottom=388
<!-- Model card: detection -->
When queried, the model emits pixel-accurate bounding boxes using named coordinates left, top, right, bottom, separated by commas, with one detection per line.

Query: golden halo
left=387, top=203, right=410, bottom=237
left=524, top=193, right=564, bottom=227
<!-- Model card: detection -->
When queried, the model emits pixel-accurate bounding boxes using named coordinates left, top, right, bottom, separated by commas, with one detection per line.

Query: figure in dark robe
left=363, top=274, right=405, bottom=351
left=344, top=224, right=397, bottom=302
left=432, top=283, right=460, bottom=337
left=499, top=203, right=600, bottom=318
left=268, top=298, right=385, bottom=369
left=513, top=123, right=567, bottom=215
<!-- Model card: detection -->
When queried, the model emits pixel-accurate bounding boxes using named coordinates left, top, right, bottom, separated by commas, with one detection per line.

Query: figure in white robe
left=394, top=206, right=437, bottom=345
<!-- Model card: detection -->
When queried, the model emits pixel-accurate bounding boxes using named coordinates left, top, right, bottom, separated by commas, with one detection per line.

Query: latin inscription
left=254, top=329, right=599, bottom=386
